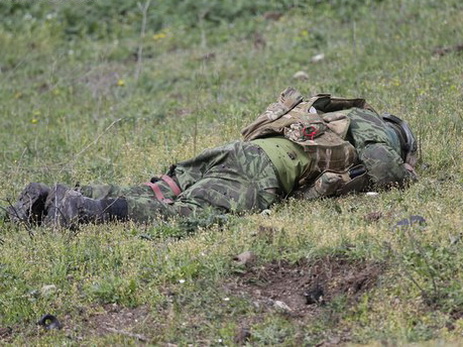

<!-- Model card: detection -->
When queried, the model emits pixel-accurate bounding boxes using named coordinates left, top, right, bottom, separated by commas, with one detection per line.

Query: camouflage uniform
left=346, top=108, right=413, bottom=188
left=77, top=106, right=412, bottom=223
left=6, top=88, right=417, bottom=228
left=79, top=141, right=282, bottom=223
left=241, top=88, right=416, bottom=199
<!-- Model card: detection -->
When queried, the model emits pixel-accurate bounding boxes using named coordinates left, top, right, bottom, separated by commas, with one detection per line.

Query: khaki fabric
left=242, top=87, right=414, bottom=196
left=251, top=137, right=311, bottom=195
left=241, top=88, right=360, bottom=185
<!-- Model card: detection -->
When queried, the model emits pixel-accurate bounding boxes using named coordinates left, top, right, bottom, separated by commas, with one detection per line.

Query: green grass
left=1, top=0, right=463, bottom=344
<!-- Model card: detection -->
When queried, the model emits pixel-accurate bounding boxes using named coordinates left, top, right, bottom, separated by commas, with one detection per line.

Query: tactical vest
left=241, top=87, right=375, bottom=187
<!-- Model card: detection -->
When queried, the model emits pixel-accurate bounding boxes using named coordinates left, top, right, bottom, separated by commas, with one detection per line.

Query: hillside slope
left=1, top=0, right=463, bottom=345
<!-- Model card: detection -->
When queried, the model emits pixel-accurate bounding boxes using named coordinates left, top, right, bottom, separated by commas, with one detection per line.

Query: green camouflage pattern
left=242, top=87, right=413, bottom=190
left=346, top=108, right=413, bottom=188
left=241, top=90, right=361, bottom=186
left=80, top=141, right=282, bottom=223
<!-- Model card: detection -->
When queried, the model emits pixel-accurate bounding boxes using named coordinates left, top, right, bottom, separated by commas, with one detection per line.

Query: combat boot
left=7, top=183, right=50, bottom=225
left=43, top=185, right=128, bottom=229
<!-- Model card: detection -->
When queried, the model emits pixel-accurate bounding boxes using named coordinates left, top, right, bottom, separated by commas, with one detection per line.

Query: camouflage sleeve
left=359, top=142, right=415, bottom=189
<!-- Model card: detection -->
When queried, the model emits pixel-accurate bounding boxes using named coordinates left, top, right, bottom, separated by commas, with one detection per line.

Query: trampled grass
left=1, top=0, right=463, bottom=345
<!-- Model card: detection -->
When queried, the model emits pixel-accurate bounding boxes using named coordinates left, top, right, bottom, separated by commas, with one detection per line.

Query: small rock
left=274, top=300, right=292, bottom=312
left=233, top=251, right=257, bottom=266
left=311, top=53, right=325, bottom=63
left=29, top=289, right=40, bottom=298
left=292, top=71, right=309, bottom=81
left=260, top=209, right=272, bottom=216
left=40, top=285, right=57, bottom=296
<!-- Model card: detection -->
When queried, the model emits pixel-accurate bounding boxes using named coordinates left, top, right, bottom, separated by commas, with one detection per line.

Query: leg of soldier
left=6, top=183, right=50, bottom=225
left=41, top=141, right=282, bottom=228
left=77, top=183, right=181, bottom=222
left=7, top=180, right=187, bottom=227
left=42, top=184, right=128, bottom=228
left=79, top=141, right=282, bottom=224
left=43, top=183, right=179, bottom=227
left=79, top=182, right=177, bottom=202
left=78, top=141, right=283, bottom=221
left=172, top=141, right=283, bottom=215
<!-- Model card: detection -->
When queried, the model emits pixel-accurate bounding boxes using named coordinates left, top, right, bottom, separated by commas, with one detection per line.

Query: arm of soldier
left=359, top=142, right=417, bottom=189
left=291, top=165, right=370, bottom=200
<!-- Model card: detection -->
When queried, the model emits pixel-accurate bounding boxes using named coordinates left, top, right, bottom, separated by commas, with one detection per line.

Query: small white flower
left=223, top=297, right=230, bottom=301
left=178, top=279, right=185, bottom=284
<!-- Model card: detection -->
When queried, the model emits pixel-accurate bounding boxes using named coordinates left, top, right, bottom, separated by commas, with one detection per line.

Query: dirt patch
left=35, top=304, right=158, bottom=343
left=0, top=326, right=13, bottom=343
left=1, top=257, right=384, bottom=344
left=433, top=43, right=463, bottom=56
left=226, top=255, right=385, bottom=318
left=0, top=305, right=156, bottom=344
left=84, top=304, right=153, bottom=341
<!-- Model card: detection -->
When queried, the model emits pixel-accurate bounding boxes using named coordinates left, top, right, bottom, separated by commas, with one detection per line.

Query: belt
left=144, top=175, right=182, bottom=204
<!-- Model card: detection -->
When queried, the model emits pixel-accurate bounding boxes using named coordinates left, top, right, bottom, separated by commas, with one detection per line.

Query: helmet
left=382, top=113, right=418, bottom=168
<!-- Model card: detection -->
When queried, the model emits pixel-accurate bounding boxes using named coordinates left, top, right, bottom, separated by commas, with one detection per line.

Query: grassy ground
left=1, top=0, right=463, bottom=345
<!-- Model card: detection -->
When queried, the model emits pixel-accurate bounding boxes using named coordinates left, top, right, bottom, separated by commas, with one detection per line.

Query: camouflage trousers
left=80, top=141, right=283, bottom=223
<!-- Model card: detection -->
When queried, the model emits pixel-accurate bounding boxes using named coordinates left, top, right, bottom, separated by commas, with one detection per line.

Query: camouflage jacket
left=241, top=87, right=413, bottom=198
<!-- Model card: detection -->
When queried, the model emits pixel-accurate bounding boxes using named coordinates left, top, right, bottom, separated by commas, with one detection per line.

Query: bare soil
left=225, top=255, right=385, bottom=318
left=1, top=255, right=385, bottom=345
left=86, top=303, right=153, bottom=341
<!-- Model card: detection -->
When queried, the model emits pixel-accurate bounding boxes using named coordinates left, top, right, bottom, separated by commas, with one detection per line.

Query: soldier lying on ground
left=6, top=87, right=418, bottom=229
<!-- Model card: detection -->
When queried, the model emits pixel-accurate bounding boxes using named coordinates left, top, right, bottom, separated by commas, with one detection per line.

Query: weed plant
left=1, top=0, right=463, bottom=344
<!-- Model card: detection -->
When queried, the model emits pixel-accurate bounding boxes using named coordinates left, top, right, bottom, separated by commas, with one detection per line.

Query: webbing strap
left=161, top=175, right=181, bottom=196
left=144, top=175, right=181, bottom=204
left=144, top=182, right=173, bottom=204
